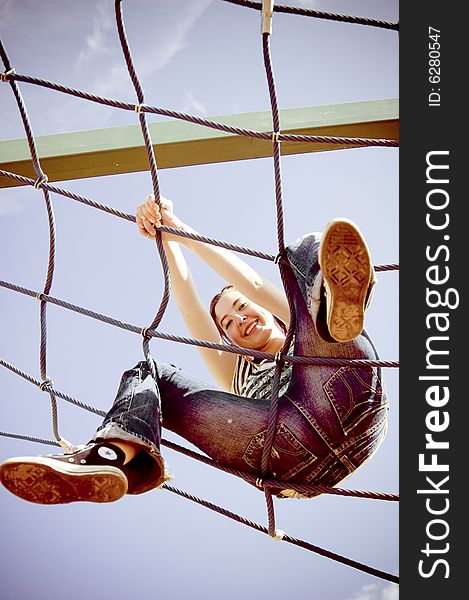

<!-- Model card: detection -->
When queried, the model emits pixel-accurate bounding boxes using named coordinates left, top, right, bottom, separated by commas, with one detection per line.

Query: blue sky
left=0, top=1, right=398, bottom=599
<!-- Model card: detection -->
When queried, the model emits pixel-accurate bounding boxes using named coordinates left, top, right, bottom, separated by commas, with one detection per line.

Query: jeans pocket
left=323, top=366, right=385, bottom=436
left=242, top=423, right=317, bottom=481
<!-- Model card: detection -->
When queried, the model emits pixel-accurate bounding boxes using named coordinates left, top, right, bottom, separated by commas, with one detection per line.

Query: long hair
left=209, top=284, right=235, bottom=344
left=209, top=284, right=288, bottom=346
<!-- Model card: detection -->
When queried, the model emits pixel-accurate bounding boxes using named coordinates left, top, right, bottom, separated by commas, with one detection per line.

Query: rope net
left=0, top=0, right=398, bottom=584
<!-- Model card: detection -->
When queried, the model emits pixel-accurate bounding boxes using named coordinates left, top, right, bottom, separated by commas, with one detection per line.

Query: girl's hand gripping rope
left=136, top=194, right=188, bottom=240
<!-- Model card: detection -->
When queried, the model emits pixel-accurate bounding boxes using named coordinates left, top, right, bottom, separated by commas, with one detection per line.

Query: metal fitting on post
left=261, top=0, right=274, bottom=35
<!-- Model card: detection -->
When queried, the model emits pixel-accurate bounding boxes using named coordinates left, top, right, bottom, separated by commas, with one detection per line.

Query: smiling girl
left=1, top=195, right=388, bottom=504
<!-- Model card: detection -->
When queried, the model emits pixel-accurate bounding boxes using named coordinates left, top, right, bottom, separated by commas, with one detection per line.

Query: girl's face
left=213, top=289, right=284, bottom=353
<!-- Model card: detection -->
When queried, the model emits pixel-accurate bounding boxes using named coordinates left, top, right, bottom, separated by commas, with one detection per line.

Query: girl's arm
left=138, top=195, right=290, bottom=327
left=136, top=196, right=237, bottom=391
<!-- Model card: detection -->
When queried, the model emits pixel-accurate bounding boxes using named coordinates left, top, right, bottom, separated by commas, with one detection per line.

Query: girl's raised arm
left=138, top=196, right=290, bottom=328
left=136, top=196, right=237, bottom=391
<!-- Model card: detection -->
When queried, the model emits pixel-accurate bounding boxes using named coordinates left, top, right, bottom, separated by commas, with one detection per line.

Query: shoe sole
left=0, top=457, right=128, bottom=505
left=319, top=218, right=372, bottom=342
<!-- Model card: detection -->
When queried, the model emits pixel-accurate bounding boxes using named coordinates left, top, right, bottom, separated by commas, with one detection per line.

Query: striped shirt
left=231, top=340, right=294, bottom=400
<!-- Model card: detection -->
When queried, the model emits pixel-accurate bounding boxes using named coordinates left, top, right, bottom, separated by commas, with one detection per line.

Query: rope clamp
left=273, top=252, right=282, bottom=265
left=34, top=175, right=48, bottom=189
left=255, top=477, right=264, bottom=489
left=36, top=292, right=45, bottom=301
left=271, top=528, right=285, bottom=541
left=1, top=68, right=16, bottom=82
left=39, top=378, right=53, bottom=392
left=134, top=103, right=146, bottom=113
left=272, top=132, right=280, bottom=143
left=141, top=327, right=151, bottom=339
left=261, top=0, right=274, bottom=35
left=274, top=352, right=284, bottom=363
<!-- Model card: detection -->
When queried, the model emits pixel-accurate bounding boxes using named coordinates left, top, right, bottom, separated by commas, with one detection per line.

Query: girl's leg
left=96, top=361, right=334, bottom=498
left=286, top=223, right=376, bottom=345
left=0, top=360, right=271, bottom=503
left=284, top=228, right=379, bottom=360
left=278, top=229, right=388, bottom=493
left=94, top=360, right=277, bottom=491
left=92, top=362, right=169, bottom=494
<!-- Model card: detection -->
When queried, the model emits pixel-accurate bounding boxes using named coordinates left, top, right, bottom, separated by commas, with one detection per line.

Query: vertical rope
left=0, top=39, right=73, bottom=451
left=262, top=34, right=285, bottom=254
left=114, top=0, right=171, bottom=384
left=258, top=0, right=310, bottom=539
left=258, top=1, right=286, bottom=537
left=0, top=3, right=399, bottom=581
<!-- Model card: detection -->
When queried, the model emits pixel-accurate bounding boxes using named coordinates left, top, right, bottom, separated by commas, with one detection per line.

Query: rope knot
left=274, top=351, right=284, bottom=363
left=35, top=292, right=45, bottom=302
left=39, top=378, right=53, bottom=392
left=273, top=248, right=286, bottom=265
left=141, top=327, right=151, bottom=340
left=1, top=68, right=16, bottom=82
left=34, top=175, right=48, bottom=189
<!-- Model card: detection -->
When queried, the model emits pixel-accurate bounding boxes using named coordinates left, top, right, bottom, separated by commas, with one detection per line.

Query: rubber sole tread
left=0, top=458, right=128, bottom=504
left=319, top=218, right=372, bottom=342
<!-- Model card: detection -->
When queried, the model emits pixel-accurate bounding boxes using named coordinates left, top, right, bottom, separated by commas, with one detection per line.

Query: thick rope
left=114, top=0, right=171, bottom=387
left=0, top=0, right=399, bottom=581
left=0, top=170, right=399, bottom=273
left=163, top=484, right=398, bottom=583
left=0, top=281, right=399, bottom=369
left=0, top=414, right=398, bottom=502
left=0, top=359, right=105, bottom=417
left=0, top=39, right=73, bottom=451
left=222, top=0, right=399, bottom=31
left=0, top=430, right=397, bottom=583
left=0, top=73, right=399, bottom=148
left=259, top=25, right=286, bottom=536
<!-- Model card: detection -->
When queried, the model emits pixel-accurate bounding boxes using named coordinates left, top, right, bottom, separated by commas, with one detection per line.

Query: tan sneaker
left=318, top=218, right=373, bottom=342
left=0, top=443, right=129, bottom=504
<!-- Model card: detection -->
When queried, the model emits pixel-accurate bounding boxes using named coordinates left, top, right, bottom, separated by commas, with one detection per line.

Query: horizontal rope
left=222, top=0, right=399, bottom=31
left=163, top=484, right=398, bottom=583
left=0, top=169, right=399, bottom=274
left=0, top=424, right=397, bottom=502
left=0, top=73, right=399, bottom=148
left=160, top=437, right=398, bottom=501
left=0, top=356, right=397, bottom=501
left=0, top=426, right=398, bottom=582
left=0, top=358, right=105, bottom=417
left=0, top=280, right=399, bottom=368
left=0, top=1, right=398, bottom=582
left=0, top=170, right=277, bottom=261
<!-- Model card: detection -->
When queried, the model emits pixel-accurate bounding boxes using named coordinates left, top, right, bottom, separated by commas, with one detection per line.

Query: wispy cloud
left=139, top=1, right=212, bottom=73
left=76, top=0, right=113, bottom=69
left=78, top=0, right=214, bottom=101
left=347, top=582, right=399, bottom=600
left=181, top=91, right=207, bottom=115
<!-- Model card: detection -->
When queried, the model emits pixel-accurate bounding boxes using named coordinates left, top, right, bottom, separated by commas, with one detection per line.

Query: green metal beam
left=0, top=99, right=398, bottom=189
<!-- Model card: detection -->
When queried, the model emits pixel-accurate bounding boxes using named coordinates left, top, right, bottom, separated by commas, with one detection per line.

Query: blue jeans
left=94, top=233, right=388, bottom=496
